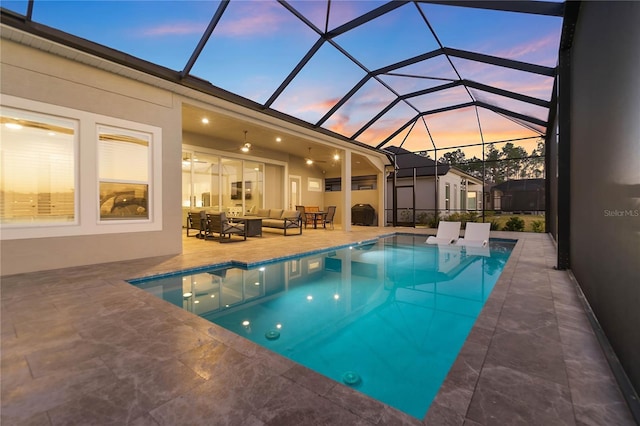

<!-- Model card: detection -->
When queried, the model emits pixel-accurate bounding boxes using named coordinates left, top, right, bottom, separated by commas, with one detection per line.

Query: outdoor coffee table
left=234, top=217, right=262, bottom=237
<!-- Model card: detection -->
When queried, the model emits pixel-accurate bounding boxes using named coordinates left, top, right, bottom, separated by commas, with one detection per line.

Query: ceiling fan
left=240, top=130, right=251, bottom=153
left=305, top=147, right=327, bottom=165
left=182, top=154, right=209, bottom=166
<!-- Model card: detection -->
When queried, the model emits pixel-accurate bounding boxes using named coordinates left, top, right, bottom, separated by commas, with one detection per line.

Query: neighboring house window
left=453, top=184, right=458, bottom=211
left=445, top=183, right=450, bottom=211
left=0, top=107, right=77, bottom=225
left=468, top=191, right=477, bottom=210
left=98, top=126, right=150, bottom=221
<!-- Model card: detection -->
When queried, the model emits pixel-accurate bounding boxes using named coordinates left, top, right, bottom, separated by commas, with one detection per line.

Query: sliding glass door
left=244, top=161, right=263, bottom=215
left=182, top=150, right=269, bottom=220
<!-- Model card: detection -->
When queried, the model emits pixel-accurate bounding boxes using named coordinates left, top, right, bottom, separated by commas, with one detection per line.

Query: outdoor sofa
left=247, top=208, right=302, bottom=236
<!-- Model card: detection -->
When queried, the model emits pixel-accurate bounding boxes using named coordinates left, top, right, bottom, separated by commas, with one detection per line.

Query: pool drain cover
left=342, top=371, right=361, bottom=386
left=265, top=330, right=280, bottom=340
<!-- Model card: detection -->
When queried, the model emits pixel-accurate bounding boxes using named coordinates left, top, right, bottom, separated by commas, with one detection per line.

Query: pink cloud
left=497, top=34, right=556, bottom=59
left=139, top=21, right=207, bottom=37
left=453, top=57, right=554, bottom=100
left=492, top=33, right=560, bottom=66
left=217, top=2, right=291, bottom=37
left=327, top=1, right=381, bottom=30
left=288, top=1, right=329, bottom=31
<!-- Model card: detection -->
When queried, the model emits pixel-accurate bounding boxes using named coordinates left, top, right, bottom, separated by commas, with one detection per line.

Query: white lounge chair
left=456, top=222, right=491, bottom=247
left=465, top=244, right=490, bottom=257
left=426, top=221, right=461, bottom=245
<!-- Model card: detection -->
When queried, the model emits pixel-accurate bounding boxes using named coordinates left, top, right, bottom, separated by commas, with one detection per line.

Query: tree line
left=430, top=140, right=545, bottom=184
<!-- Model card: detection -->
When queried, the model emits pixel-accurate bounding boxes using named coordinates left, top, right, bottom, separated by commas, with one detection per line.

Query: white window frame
left=97, top=124, right=152, bottom=223
left=0, top=105, right=79, bottom=228
left=308, top=177, right=322, bottom=192
left=467, top=191, right=478, bottom=210
left=0, top=95, right=162, bottom=240
left=453, top=184, right=458, bottom=211
left=445, top=183, right=450, bottom=211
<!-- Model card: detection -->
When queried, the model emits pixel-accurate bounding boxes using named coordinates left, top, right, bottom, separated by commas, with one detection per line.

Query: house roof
left=0, top=1, right=565, bottom=158
left=386, top=145, right=450, bottom=178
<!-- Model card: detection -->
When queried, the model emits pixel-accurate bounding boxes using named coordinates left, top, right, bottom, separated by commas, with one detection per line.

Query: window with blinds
left=0, top=107, right=76, bottom=224
left=98, top=126, right=150, bottom=220
left=468, top=191, right=478, bottom=210
left=445, top=183, right=451, bottom=211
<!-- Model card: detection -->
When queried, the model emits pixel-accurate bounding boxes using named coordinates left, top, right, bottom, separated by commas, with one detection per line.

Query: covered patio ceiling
left=1, top=0, right=564, bottom=159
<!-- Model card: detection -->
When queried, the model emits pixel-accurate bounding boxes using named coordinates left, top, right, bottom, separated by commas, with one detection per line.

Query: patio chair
left=425, top=221, right=461, bottom=245
left=322, top=206, right=336, bottom=229
left=305, top=205, right=320, bottom=227
left=206, top=212, right=246, bottom=242
left=456, top=222, right=491, bottom=247
left=296, top=205, right=309, bottom=229
left=186, top=211, right=202, bottom=237
left=194, top=210, right=209, bottom=239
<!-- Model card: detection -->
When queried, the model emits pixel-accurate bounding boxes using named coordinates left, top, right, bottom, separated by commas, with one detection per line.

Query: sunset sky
left=2, top=0, right=564, bottom=157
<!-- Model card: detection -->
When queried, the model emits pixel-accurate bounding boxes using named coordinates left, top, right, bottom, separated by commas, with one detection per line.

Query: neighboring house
left=487, top=178, right=545, bottom=214
left=384, top=146, right=483, bottom=224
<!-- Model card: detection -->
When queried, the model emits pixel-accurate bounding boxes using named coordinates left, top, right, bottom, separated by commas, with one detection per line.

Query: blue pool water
left=130, top=234, right=515, bottom=418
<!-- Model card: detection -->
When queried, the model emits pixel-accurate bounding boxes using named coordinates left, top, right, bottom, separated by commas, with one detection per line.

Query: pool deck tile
left=1, top=227, right=636, bottom=425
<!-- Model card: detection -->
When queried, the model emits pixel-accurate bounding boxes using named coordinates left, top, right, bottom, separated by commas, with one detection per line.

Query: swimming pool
left=130, top=234, right=514, bottom=418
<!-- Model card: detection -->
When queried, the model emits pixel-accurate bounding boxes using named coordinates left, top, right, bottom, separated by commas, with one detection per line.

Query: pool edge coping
left=423, top=234, right=524, bottom=423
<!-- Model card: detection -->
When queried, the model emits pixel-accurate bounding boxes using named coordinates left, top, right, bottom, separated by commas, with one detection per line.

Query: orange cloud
left=305, top=97, right=341, bottom=113
left=325, top=112, right=351, bottom=135
left=357, top=103, right=544, bottom=151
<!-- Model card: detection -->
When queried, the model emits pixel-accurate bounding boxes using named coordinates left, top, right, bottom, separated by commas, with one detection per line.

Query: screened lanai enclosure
left=1, top=0, right=564, bottom=230
left=4, top=2, right=640, bottom=418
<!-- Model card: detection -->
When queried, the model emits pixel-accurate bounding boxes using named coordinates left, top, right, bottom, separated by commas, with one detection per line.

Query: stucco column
left=341, top=150, right=352, bottom=231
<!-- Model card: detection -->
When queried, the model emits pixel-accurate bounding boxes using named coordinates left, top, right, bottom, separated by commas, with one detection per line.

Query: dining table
left=308, top=211, right=326, bottom=229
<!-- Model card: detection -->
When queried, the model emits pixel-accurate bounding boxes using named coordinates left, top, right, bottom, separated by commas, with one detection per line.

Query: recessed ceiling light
left=276, top=137, right=282, bottom=142
left=333, top=154, right=340, bottom=161
left=5, top=123, right=22, bottom=130
left=201, top=118, right=209, bottom=124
